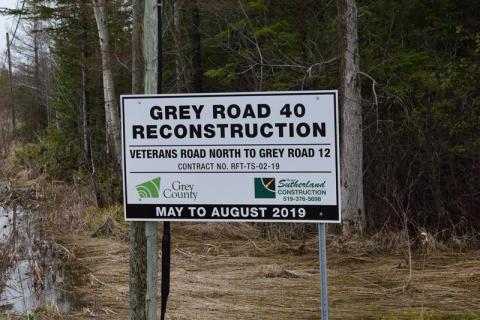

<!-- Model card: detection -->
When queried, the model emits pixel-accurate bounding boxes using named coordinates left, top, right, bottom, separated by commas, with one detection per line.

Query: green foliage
left=13, top=127, right=82, bottom=179
left=359, top=0, right=480, bottom=231
left=83, top=204, right=127, bottom=232
left=2, top=0, right=478, bottom=232
left=1, top=0, right=129, bottom=204
left=204, top=63, right=238, bottom=86
left=201, top=0, right=330, bottom=92
left=96, top=167, right=123, bottom=205
left=245, top=0, right=266, bottom=14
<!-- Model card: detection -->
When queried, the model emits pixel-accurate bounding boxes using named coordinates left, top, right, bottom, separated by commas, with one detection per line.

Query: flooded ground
left=0, top=206, right=80, bottom=316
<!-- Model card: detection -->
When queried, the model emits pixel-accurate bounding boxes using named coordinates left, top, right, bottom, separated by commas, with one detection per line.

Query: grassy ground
left=1, top=169, right=479, bottom=319
left=46, top=224, right=480, bottom=320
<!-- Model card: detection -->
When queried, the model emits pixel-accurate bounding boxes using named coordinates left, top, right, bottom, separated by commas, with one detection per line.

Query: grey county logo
left=136, top=177, right=161, bottom=199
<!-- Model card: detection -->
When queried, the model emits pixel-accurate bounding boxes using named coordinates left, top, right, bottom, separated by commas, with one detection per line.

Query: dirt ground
left=54, top=224, right=480, bottom=320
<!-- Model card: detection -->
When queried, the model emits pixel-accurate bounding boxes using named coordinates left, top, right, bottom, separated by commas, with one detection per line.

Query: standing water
left=0, top=205, right=80, bottom=315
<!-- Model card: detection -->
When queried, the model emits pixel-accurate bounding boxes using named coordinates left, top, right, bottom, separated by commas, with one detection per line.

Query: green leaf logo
left=136, top=177, right=161, bottom=198
left=254, top=178, right=276, bottom=198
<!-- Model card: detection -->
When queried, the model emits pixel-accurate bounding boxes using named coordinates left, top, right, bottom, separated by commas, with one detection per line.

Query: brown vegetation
left=1, top=145, right=480, bottom=319
left=55, top=223, right=480, bottom=319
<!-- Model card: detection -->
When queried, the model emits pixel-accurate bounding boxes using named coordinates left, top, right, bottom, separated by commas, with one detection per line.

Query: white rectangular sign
left=121, top=91, right=340, bottom=222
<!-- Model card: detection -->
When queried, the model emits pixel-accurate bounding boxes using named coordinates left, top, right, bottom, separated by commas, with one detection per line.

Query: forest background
left=0, top=0, right=479, bottom=239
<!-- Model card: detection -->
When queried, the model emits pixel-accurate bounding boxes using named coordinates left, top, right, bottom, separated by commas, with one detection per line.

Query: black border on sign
left=120, top=91, right=340, bottom=223
left=126, top=204, right=338, bottom=223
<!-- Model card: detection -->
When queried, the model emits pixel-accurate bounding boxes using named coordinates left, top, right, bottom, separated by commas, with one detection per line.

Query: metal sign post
left=318, top=223, right=329, bottom=319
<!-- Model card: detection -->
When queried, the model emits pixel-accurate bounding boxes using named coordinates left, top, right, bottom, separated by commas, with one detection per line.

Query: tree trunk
left=91, top=0, right=122, bottom=167
left=129, top=217, right=147, bottom=320
left=173, top=0, right=183, bottom=92
left=132, top=0, right=145, bottom=95
left=191, top=0, right=202, bottom=92
left=129, top=0, right=147, bottom=319
left=45, top=53, right=51, bottom=126
left=33, top=30, right=40, bottom=118
left=6, top=33, right=16, bottom=131
left=299, top=0, right=307, bottom=66
left=80, top=0, right=102, bottom=207
left=1, top=126, right=7, bottom=155
left=337, top=0, right=366, bottom=234
left=80, top=0, right=91, bottom=165
left=33, top=24, right=46, bottom=128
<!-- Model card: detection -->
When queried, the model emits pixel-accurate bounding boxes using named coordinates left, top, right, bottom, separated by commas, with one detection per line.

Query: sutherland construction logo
left=254, top=178, right=276, bottom=198
left=136, top=177, right=161, bottom=199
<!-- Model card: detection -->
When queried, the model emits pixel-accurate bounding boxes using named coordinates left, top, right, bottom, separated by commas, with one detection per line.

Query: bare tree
left=337, top=0, right=365, bottom=234
left=80, top=0, right=91, bottom=166
left=79, top=0, right=102, bottom=206
left=6, top=33, right=16, bottom=131
left=91, top=0, right=122, bottom=166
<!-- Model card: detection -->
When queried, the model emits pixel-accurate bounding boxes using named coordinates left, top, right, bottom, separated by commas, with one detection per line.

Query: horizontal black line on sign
left=129, top=143, right=332, bottom=147
left=129, top=171, right=332, bottom=174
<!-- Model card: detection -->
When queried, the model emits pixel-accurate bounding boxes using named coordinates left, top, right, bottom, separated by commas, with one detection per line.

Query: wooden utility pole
left=337, top=0, right=365, bottom=234
left=6, top=33, right=16, bottom=131
left=129, top=0, right=147, bottom=319
left=144, top=0, right=160, bottom=319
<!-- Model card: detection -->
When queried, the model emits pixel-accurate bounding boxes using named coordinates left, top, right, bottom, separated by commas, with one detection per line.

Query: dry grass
left=39, top=223, right=480, bottom=320
left=1, top=162, right=479, bottom=319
